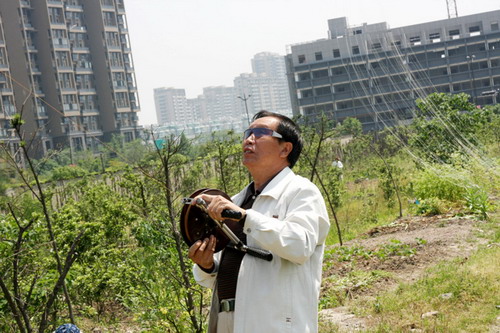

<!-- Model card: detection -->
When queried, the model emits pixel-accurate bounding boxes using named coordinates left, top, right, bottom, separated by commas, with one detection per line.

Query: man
left=332, top=156, right=343, bottom=169
left=188, top=110, right=330, bottom=333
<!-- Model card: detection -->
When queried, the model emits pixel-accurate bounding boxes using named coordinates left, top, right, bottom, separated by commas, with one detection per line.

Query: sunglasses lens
left=244, top=128, right=272, bottom=139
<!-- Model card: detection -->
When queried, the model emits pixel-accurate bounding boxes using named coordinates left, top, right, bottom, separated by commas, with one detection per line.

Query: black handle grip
left=221, top=209, right=243, bottom=220
left=244, top=246, right=273, bottom=261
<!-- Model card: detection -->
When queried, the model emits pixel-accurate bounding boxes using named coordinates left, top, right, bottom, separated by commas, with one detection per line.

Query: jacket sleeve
left=192, top=252, right=221, bottom=288
left=243, top=183, right=330, bottom=265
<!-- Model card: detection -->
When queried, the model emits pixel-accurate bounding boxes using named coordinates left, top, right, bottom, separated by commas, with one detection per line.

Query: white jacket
left=193, top=167, right=330, bottom=333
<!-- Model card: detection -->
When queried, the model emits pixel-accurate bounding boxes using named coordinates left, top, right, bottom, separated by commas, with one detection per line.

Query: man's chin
left=242, top=158, right=255, bottom=168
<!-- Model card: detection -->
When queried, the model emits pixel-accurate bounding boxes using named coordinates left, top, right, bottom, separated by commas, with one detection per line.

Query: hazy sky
left=124, top=0, right=500, bottom=125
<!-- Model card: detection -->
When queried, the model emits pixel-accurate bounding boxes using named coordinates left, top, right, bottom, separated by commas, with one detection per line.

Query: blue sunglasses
left=244, top=127, right=283, bottom=140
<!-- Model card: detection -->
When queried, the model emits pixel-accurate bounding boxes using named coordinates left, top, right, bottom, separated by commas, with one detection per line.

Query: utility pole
left=237, top=94, right=252, bottom=127
left=446, top=0, right=458, bottom=19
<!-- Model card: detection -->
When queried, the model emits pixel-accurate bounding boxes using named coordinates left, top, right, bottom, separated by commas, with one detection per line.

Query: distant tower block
left=446, top=0, right=458, bottom=18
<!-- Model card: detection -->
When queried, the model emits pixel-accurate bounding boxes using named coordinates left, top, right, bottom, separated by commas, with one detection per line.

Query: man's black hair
left=252, top=110, right=303, bottom=168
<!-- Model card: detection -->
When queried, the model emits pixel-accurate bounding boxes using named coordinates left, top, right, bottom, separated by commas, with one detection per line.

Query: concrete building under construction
left=286, top=10, right=500, bottom=130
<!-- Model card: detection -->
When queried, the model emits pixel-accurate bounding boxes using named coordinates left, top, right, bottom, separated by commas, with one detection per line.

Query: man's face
left=242, top=116, right=288, bottom=170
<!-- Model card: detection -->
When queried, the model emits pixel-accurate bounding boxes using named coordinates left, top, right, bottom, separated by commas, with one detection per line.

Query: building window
left=337, top=102, right=348, bottom=109
left=75, top=74, right=94, bottom=90
left=469, top=25, right=481, bottom=36
left=298, top=72, right=310, bottom=81
left=429, top=32, right=440, bottom=42
left=333, top=49, right=340, bottom=58
left=353, top=29, right=362, bottom=35
left=409, top=36, right=421, bottom=45
left=55, top=51, right=71, bottom=67
left=352, top=46, right=360, bottom=55
left=106, top=32, right=120, bottom=47
left=335, top=85, right=346, bottom=92
left=113, top=72, right=126, bottom=88
left=492, top=22, right=499, bottom=31
left=66, top=11, right=83, bottom=27
left=371, top=42, right=382, bottom=50
left=0, top=48, right=7, bottom=66
left=448, top=29, right=460, bottom=39
left=301, top=89, right=313, bottom=98
left=59, top=73, right=74, bottom=89
left=70, top=32, right=88, bottom=48
left=79, top=95, right=97, bottom=110
left=72, top=53, right=92, bottom=69
left=312, top=69, right=328, bottom=79
left=48, top=7, right=64, bottom=24
left=315, top=86, right=331, bottom=95
left=115, top=92, right=129, bottom=107
left=62, top=94, right=78, bottom=111
left=391, top=40, right=402, bottom=48
left=315, top=52, right=323, bottom=61
left=104, top=12, right=117, bottom=26
left=489, top=41, right=500, bottom=50
left=298, top=55, right=305, bottom=64
left=109, top=52, right=123, bottom=67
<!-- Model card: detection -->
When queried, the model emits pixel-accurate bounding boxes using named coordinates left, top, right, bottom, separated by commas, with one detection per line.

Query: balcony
left=0, top=87, right=13, bottom=94
left=78, top=88, right=97, bottom=95
left=296, top=81, right=312, bottom=89
left=82, top=108, right=99, bottom=115
left=53, top=38, right=70, bottom=49
left=63, top=103, right=79, bottom=112
left=3, top=105, right=16, bottom=116
left=312, top=77, right=330, bottom=86
left=65, top=4, right=83, bottom=11
left=315, top=95, right=333, bottom=103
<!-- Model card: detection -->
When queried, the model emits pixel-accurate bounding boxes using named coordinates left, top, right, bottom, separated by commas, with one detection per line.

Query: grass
left=362, top=247, right=500, bottom=332
left=326, top=176, right=415, bottom=246
left=343, top=214, right=500, bottom=332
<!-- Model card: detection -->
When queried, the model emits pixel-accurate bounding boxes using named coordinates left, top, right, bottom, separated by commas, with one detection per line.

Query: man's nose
left=243, top=133, right=256, bottom=143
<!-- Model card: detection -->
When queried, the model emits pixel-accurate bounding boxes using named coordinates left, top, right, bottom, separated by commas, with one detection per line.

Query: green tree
left=339, top=117, right=362, bottom=137
left=410, top=93, right=493, bottom=164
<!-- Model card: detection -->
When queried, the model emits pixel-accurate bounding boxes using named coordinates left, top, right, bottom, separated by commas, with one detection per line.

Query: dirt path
left=319, top=214, right=488, bottom=331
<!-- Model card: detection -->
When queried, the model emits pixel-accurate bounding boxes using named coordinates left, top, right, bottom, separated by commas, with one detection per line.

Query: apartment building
left=154, top=87, right=190, bottom=125
left=235, top=52, right=293, bottom=123
left=286, top=10, right=500, bottom=130
left=0, top=0, right=141, bottom=158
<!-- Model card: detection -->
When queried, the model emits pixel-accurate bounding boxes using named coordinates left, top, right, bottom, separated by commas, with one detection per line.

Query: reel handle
left=244, top=246, right=273, bottom=261
left=221, top=209, right=243, bottom=220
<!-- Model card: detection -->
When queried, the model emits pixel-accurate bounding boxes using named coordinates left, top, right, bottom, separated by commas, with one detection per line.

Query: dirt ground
left=319, top=214, right=495, bottom=332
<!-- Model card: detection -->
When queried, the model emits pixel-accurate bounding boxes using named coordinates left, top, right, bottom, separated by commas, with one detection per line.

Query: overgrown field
left=1, top=93, right=499, bottom=332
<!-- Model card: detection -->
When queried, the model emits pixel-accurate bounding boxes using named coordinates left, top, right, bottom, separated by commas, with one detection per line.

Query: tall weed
left=413, top=164, right=468, bottom=202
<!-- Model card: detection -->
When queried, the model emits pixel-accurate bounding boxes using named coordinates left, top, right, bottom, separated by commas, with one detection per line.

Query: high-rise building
left=153, top=52, right=292, bottom=136
left=0, top=0, right=141, bottom=158
left=154, top=87, right=190, bottom=125
left=286, top=10, right=500, bottom=130
left=201, top=86, right=237, bottom=121
left=252, top=51, right=287, bottom=78
left=235, top=52, right=292, bottom=121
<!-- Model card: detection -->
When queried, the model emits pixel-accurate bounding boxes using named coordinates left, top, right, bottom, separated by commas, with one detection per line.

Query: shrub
left=415, top=198, right=446, bottom=216
left=50, top=164, right=88, bottom=181
left=413, top=165, right=468, bottom=202
left=464, top=185, right=491, bottom=220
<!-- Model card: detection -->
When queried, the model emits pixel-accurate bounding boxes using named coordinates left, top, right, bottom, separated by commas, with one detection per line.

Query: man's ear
left=280, top=142, right=293, bottom=159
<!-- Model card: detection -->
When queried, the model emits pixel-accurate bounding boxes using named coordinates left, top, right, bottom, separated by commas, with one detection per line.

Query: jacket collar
left=257, top=167, right=294, bottom=200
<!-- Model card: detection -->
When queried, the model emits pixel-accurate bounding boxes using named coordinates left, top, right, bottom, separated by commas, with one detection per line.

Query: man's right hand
left=188, top=235, right=217, bottom=271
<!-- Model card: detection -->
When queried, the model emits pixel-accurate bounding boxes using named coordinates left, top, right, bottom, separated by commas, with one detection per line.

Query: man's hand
left=192, top=194, right=246, bottom=222
left=188, top=235, right=217, bottom=270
